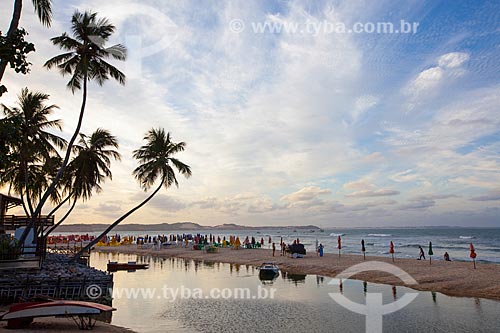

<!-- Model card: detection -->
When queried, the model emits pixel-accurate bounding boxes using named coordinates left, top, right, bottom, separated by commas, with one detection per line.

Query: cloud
left=148, top=194, right=187, bottom=212
left=404, top=52, right=470, bottom=110
left=437, top=52, right=470, bottom=68
left=470, top=191, right=500, bottom=201
left=281, top=186, right=331, bottom=202
left=390, top=169, right=419, bottom=182
left=345, top=189, right=400, bottom=198
left=399, top=199, right=435, bottom=210
left=342, top=179, right=375, bottom=191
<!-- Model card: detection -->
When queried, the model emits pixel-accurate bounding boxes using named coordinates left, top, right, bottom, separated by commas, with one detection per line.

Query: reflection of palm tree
left=44, top=129, right=120, bottom=236
left=73, top=128, right=191, bottom=260
left=0, top=88, right=66, bottom=217
left=20, top=11, right=126, bottom=244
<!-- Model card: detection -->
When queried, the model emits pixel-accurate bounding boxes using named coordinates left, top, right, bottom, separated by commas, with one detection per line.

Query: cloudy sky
left=2, top=0, right=499, bottom=227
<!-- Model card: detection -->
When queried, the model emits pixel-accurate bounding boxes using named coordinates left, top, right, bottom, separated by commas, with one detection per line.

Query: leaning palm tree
left=0, top=0, right=53, bottom=83
left=44, top=128, right=121, bottom=236
left=19, top=11, right=126, bottom=244
left=73, top=129, right=191, bottom=260
left=0, top=88, right=66, bottom=214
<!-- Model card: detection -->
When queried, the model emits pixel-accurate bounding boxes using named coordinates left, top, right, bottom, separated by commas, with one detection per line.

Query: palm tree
left=0, top=0, right=53, bottom=83
left=44, top=128, right=121, bottom=236
left=0, top=88, right=66, bottom=214
left=19, top=11, right=126, bottom=244
left=73, top=129, right=191, bottom=260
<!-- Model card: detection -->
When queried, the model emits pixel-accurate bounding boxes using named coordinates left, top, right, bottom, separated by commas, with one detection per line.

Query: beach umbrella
left=389, top=241, right=395, bottom=262
left=361, top=239, right=366, bottom=260
left=470, top=243, right=477, bottom=269
left=428, top=241, right=434, bottom=265
left=337, top=236, right=342, bottom=258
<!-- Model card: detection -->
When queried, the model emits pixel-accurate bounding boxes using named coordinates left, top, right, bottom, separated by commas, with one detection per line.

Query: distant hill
left=53, top=222, right=322, bottom=233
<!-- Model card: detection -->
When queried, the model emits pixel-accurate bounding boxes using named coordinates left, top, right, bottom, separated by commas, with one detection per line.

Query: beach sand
left=96, top=245, right=500, bottom=301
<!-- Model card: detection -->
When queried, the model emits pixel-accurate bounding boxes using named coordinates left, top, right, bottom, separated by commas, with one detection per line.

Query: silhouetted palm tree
left=0, top=88, right=66, bottom=215
left=74, top=129, right=191, bottom=259
left=44, top=128, right=120, bottom=236
left=19, top=11, right=126, bottom=244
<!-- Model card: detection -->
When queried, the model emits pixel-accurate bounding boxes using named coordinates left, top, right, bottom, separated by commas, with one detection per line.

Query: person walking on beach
left=418, top=246, right=426, bottom=260
left=272, top=242, right=276, bottom=257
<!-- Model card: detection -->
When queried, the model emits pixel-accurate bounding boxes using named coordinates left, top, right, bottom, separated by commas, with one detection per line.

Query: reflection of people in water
left=444, top=252, right=451, bottom=261
left=392, top=285, right=397, bottom=300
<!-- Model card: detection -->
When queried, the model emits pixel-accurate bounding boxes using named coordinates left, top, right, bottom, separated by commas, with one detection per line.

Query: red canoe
left=0, top=300, right=115, bottom=329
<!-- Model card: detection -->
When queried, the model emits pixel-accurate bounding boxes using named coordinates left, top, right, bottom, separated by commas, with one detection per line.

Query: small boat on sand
left=258, top=262, right=280, bottom=280
left=0, top=299, right=115, bottom=329
left=107, top=261, right=149, bottom=271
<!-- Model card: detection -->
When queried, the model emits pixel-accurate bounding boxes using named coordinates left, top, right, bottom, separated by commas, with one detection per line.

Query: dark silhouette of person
left=418, top=246, right=426, bottom=260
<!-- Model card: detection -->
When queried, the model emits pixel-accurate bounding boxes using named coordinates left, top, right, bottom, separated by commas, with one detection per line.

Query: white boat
left=258, top=262, right=280, bottom=280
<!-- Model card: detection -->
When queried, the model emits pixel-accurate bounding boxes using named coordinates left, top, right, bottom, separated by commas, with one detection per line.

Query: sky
left=1, top=0, right=499, bottom=227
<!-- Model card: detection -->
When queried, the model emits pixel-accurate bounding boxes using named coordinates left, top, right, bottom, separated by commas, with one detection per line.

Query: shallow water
left=91, top=252, right=500, bottom=332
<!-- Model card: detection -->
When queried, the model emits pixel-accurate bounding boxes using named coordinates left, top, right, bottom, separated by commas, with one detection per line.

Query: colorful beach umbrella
left=428, top=241, right=433, bottom=265
left=470, top=243, right=477, bottom=269
left=361, top=239, right=366, bottom=260
left=389, top=241, right=395, bottom=262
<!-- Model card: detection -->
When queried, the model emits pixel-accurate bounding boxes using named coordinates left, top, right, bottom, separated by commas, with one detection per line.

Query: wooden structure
left=0, top=194, right=55, bottom=267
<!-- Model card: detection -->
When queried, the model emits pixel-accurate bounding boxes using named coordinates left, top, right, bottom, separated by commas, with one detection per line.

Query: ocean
left=59, top=227, right=500, bottom=263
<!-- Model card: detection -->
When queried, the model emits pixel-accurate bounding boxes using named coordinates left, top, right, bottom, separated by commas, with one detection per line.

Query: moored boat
left=107, top=261, right=149, bottom=271
left=0, top=299, right=115, bottom=329
left=258, top=262, right=280, bottom=280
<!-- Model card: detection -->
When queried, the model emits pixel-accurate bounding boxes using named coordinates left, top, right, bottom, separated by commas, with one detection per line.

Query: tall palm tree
left=74, top=129, right=191, bottom=260
left=0, top=0, right=53, bottom=83
left=44, top=128, right=121, bottom=236
left=0, top=88, right=66, bottom=213
left=19, top=11, right=126, bottom=244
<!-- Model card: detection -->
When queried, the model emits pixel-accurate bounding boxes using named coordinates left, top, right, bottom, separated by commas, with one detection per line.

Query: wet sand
left=96, top=245, right=500, bottom=301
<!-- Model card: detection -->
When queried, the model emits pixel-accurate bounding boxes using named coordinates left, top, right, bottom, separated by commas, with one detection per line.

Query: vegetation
left=74, top=129, right=191, bottom=259
left=0, top=0, right=53, bottom=95
left=0, top=7, right=191, bottom=260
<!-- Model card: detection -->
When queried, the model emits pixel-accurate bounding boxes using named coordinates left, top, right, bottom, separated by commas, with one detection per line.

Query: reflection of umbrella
left=428, top=241, right=434, bottom=265
left=390, top=241, right=395, bottom=262
left=337, top=236, right=342, bottom=258
left=470, top=243, right=477, bottom=269
left=361, top=239, right=366, bottom=260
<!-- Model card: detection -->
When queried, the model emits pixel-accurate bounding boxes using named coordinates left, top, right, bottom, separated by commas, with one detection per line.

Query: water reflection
left=89, top=253, right=500, bottom=333
left=286, top=273, right=307, bottom=285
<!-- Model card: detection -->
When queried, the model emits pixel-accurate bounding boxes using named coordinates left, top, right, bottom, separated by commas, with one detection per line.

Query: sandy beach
left=96, top=245, right=500, bottom=301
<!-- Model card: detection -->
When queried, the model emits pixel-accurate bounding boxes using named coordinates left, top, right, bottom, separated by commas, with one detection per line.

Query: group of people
left=418, top=246, right=451, bottom=261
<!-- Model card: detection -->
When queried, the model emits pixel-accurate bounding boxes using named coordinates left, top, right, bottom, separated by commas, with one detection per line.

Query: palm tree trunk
left=0, top=0, right=23, bottom=82
left=19, top=75, right=88, bottom=244
left=72, top=179, right=164, bottom=261
left=43, top=198, right=77, bottom=237
left=47, top=192, right=73, bottom=217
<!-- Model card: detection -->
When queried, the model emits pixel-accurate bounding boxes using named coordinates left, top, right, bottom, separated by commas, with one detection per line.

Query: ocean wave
left=367, top=234, right=392, bottom=237
left=400, top=243, right=422, bottom=248
left=330, top=233, right=346, bottom=237
left=459, top=236, right=475, bottom=239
